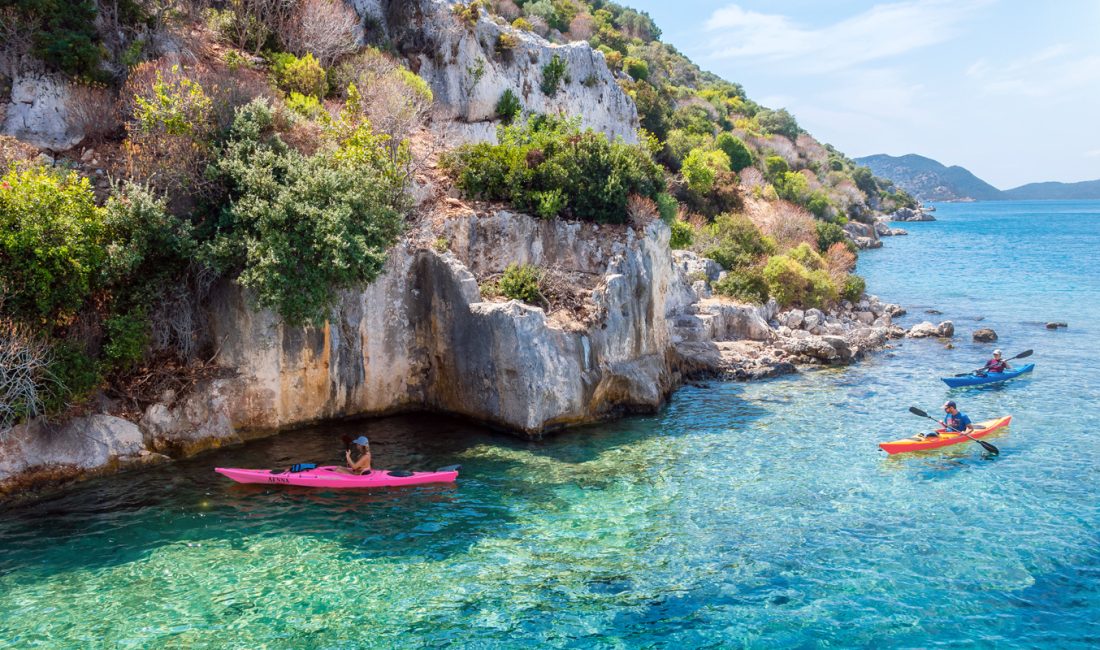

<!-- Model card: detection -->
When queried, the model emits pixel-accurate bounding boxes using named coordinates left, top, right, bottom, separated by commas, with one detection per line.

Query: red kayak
left=879, top=416, right=1012, bottom=454
left=215, top=465, right=460, bottom=488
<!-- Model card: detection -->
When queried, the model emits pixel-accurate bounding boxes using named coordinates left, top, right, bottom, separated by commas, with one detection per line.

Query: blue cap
left=943, top=401, right=956, bottom=409
left=351, top=436, right=369, bottom=446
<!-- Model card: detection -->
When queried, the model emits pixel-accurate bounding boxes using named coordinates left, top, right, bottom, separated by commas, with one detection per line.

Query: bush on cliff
left=0, top=167, right=105, bottom=325
left=443, top=116, right=665, bottom=223
left=763, top=253, right=838, bottom=309
left=205, top=99, right=406, bottom=326
left=496, top=263, right=546, bottom=307
left=714, top=268, right=769, bottom=305
left=698, top=213, right=775, bottom=271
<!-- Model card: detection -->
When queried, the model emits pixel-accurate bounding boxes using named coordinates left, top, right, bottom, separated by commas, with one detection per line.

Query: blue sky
left=623, top=0, right=1100, bottom=188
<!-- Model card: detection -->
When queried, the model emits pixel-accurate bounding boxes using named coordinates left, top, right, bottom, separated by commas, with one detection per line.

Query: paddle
left=953, top=349, right=1033, bottom=377
left=908, top=406, right=999, bottom=455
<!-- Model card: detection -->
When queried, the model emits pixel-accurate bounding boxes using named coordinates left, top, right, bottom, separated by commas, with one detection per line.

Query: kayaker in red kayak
left=334, top=436, right=372, bottom=475
left=930, top=401, right=974, bottom=438
left=979, top=349, right=1010, bottom=375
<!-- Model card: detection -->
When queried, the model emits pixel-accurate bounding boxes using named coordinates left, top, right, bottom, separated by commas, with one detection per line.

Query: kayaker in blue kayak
left=978, top=349, right=1010, bottom=375
left=335, top=436, right=372, bottom=475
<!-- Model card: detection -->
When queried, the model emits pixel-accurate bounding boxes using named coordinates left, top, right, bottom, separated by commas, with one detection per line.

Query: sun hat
left=943, top=401, right=956, bottom=409
left=993, top=349, right=1002, bottom=356
left=351, top=436, right=370, bottom=446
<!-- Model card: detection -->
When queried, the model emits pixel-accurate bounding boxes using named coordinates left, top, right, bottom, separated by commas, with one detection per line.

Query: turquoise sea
left=2, top=201, right=1099, bottom=648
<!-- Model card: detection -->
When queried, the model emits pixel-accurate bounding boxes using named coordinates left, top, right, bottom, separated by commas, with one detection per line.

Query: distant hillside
left=1002, top=179, right=1100, bottom=201
left=854, top=154, right=1002, bottom=202
left=855, top=153, right=1100, bottom=202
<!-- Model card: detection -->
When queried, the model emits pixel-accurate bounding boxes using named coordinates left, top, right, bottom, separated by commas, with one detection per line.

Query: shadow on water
left=0, top=388, right=772, bottom=581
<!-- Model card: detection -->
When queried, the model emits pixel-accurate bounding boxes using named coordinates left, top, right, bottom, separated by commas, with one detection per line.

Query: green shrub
left=269, top=52, right=327, bottom=99
left=496, top=32, right=519, bottom=53
left=715, top=132, right=753, bottom=171
left=701, top=213, right=775, bottom=270
left=656, top=192, right=678, bottom=223
left=512, top=17, right=534, bottom=31
left=205, top=100, right=406, bottom=325
left=444, top=116, right=664, bottom=223
left=763, top=255, right=809, bottom=307
left=787, top=242, right=824, bottom=271
left=714, top=268, right=769, bottom=304
left=498, top=263, right=544, bottom=305
left=773, top=170, right=809, bottom=203
left=681, top=148, right=730, bottom=195
left=757, top=108, right=800, bottom=140
left=764, top=155, right=789, bottom=180
left=806, top=192, right=831, bottom=219
left=102, top=182, right=197, bottom=304
left=763, top=254, right=838, bottom=308
left=285, top=92, right=327, bottom=121
left=540, top=55, right=569, bottom=96
left=669, top=220, right=694, bottom=249
left=623, top=56, right=649, bottom=81
left=5, top=0, right=107, bottom=79
left=44, top=341, right=102, bottom=413
left=814, top=221, right=853, bottom=254
left=496, top=89, right=522, bottom=124
left=842, top=274, right=866, bottom=303
left=102, top=309, right=150, bottom=372
left=0, top=167, right=105, bottom=324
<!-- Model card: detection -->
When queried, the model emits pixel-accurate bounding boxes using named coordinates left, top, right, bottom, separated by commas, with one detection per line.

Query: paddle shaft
left=909, top=408, right=999, bottom=454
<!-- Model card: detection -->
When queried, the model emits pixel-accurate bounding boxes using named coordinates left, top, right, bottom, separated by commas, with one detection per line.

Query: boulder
left=0, top=415, right=146, bottom=491
left=855, top=311, right=875, bottom=325
left=786, top=309, right=804, bottom=329
left=938, top=320, right=955, bottom=337
left=972, top=328, right=998, bottom=342
left=890, top=207, right=935, bottom=222
left=907, top=320, right=954, bottom=338
left=1045, top=322, right=1068, bottom=329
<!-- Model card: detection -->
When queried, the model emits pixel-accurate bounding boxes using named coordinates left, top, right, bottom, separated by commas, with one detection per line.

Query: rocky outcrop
left=874, top=218, right=908, bottom=236
left=1, top=72, right=83, bottom=149
left=889, top=207, right=935, bottom=222
left=0, top=415, right=165, bottom=498
left=375, top=0, right=638, bottom=143
left=843, top=221, right=882, bottom=249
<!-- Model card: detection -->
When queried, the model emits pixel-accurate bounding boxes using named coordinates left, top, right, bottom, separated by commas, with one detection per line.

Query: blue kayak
left=941, top=363, right=1035, bottom=387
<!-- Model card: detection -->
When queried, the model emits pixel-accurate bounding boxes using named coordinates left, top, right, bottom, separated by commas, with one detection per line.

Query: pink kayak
left=215, top=465, right=460, bottom=488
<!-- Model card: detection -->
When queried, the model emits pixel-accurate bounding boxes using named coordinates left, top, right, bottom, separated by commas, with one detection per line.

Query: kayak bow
left=879, top=415, right=1012, bottom=454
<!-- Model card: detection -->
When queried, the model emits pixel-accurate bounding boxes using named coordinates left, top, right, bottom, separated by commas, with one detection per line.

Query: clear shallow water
left=2, top=201, right=1100, bottom=648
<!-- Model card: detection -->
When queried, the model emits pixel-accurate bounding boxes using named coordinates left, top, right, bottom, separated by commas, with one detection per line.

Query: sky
left=622, top=0, right=1100, bottom=189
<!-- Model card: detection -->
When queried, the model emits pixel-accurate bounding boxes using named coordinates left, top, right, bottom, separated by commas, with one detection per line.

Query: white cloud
left=969, top=45, right=1100, bottom=99
left=1085, top=149, right=1100, bottom=158
left=702, top=0, right=991, bottom=73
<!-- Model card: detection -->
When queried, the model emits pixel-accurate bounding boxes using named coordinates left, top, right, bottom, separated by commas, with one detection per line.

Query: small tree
left=681, top=148, right=731, bottom=195
left=496, top=89, right=522, bottom=124
left=540, top=54, right=568, bottom=96
left=715, top=132, right=753, bottom=171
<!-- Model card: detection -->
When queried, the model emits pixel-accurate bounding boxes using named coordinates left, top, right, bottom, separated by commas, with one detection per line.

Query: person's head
left=351, top=436, right=370, bottom=448
left=992, top=349, right=1002, bottom=358
left=943, top=400, right=957, bottom=414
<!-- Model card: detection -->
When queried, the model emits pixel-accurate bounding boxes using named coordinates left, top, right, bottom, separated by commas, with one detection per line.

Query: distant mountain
left=1002, top=179, right=1100, bottom=201
left=855, top=153, right=1100, bottom=202
left=853, top=154, right=1003, bottom=202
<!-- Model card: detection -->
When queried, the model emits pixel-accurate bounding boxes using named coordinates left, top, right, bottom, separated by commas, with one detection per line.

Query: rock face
left=1, top=72, right=83, bottom=149
left=375, top=0, right=638, bottom=143
left=972, top=328, right=998, bottom=342
left=843, top=221, right=882, bottom=249
left=186, top=212, right=676, bottom=436
left=0, top=415, right=156, bottom=496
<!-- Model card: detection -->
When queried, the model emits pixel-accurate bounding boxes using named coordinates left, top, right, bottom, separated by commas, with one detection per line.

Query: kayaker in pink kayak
left=335, top=436, right=372, bottom=475
left=980, top=349, right=1010, bottom=374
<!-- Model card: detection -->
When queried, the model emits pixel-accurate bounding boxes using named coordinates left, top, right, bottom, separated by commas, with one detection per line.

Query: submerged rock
left=1045, top=321, right=1068, bottom=329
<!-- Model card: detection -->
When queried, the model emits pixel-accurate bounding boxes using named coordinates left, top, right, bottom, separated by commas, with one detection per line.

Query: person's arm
left=345, top=449, right=354, bottom=468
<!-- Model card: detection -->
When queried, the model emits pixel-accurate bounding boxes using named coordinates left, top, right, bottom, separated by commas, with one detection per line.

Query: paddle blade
left=1012, top=349, right=1033, bottom=360
left=977, top=439, right=999, bottom=455
left=909, top=406, right=930, bottom=418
